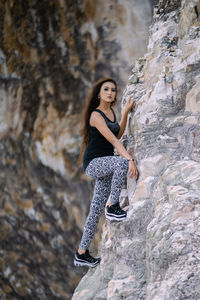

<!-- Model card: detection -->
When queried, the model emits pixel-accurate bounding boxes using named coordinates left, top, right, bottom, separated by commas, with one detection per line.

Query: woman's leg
left=79, top=175, right=112, bottom=250
left=79, top=156, right=128, bottom=251
left=86, top=156, right=128, bottom=205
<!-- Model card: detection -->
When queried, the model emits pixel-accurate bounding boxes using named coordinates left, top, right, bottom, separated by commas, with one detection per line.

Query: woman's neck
left=97, top=102, right=111, bottom=111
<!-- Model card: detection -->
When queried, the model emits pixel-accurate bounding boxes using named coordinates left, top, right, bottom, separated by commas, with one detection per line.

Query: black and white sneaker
left=74, top=250, right=101, bottom=268
left=106, top=202, right=127, bottom=221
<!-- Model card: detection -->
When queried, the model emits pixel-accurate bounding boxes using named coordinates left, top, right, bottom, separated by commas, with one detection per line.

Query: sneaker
left=106, top=202, right=127, bottom=221
left=74, top=250, right=101, bottom=268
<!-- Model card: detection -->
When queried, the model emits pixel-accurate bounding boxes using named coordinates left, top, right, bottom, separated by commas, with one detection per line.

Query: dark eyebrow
left=104, top=86, right=116, bottom=89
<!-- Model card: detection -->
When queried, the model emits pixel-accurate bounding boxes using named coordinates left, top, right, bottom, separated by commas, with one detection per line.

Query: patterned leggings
left=79, top=156, right=128, bottom=250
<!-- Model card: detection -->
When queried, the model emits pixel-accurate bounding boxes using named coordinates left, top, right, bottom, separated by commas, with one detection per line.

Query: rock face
left=72, top=0, right=200, bottom=299
left=0, top=0, right=153, bottom=299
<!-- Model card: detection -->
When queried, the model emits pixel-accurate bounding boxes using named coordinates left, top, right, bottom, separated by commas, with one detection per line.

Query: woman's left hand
left=128, top=161, right=138, bottom=180
left=124, top=96, right=135, bottom=113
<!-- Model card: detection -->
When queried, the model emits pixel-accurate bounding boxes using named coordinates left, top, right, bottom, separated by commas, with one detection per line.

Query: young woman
left=74, top=78, right=138, bottom=267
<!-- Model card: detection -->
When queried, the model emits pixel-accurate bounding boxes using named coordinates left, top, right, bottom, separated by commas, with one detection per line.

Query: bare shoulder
left=90, top=111, right=105, bottom=127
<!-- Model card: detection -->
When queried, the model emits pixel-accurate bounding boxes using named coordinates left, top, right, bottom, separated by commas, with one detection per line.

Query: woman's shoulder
left=90, top=110, right=104, bottom=120
left=90, top=110, right=105, bottom=127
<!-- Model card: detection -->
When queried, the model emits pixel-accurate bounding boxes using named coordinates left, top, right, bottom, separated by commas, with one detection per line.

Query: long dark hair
left=79, top=77, right=117, bottom=164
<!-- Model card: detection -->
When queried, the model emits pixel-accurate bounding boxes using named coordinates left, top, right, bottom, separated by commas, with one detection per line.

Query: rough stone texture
left=0, top=0, right=153, bottom=299
left=72, top=0, right=200, bottom=299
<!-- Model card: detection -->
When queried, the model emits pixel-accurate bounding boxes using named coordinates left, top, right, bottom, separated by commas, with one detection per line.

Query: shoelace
left=111, top=205, right=124, bottom=214
left=84, top=251, right=98, bottom=262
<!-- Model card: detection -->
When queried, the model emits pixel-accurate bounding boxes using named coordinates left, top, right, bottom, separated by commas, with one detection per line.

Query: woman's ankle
left=78, top=249, right=86, bottom=255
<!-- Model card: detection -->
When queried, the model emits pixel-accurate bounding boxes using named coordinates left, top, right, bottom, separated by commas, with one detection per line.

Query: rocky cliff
left=0, top=0, right=153, bottom=299
left=73, top=0, right=200, bottom=299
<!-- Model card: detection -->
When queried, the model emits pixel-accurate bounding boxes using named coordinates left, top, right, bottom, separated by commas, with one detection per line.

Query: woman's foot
left=74, top=250, right=101, bottom=267
left=105, top=202, right=127, bottom=221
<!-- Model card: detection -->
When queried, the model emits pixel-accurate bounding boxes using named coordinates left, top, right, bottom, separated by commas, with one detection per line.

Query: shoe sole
left=105, top=213, right=126, bottom=221
left=74, top=259, right=99, bottom=268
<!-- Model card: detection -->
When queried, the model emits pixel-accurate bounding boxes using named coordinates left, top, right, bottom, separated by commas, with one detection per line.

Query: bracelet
left=127, top=158, right=135, bottom=162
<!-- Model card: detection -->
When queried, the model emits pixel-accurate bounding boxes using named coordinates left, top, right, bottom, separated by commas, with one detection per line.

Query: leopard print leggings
left=79, top=156, right=128, bottom=250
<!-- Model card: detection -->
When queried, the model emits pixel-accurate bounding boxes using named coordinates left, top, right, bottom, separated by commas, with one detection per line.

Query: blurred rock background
left=0, top=0, right=155, bottom=298
left=73, top=0, right=200, bottom=299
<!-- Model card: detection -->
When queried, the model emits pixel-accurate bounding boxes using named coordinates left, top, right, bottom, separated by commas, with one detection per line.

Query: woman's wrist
left=123, top=110, right=129, bottom=117
left=127, top=158, right=135, bottom=162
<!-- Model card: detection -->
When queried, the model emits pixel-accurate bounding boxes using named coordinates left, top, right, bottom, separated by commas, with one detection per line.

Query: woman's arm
left=90, top=111, right=138, bottom=179
left=117, top=110, right=129, bottom=139
left=117, top=96, right=135, bottom=139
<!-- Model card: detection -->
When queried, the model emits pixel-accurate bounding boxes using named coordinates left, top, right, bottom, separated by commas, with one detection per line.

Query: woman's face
left=99, top=81, right=117, bottom=104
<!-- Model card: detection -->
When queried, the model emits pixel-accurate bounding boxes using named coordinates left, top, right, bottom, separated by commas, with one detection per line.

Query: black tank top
left=83, top=108, right=120, bottom=171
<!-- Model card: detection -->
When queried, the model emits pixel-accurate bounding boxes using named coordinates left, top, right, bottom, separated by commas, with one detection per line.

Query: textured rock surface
left=0, top=0, right=153, bottom=299
left=73, top=0, right=200, bottom=299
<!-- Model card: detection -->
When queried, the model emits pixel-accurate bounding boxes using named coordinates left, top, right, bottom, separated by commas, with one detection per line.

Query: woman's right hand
left=128, top=161, right=138, bottom=179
